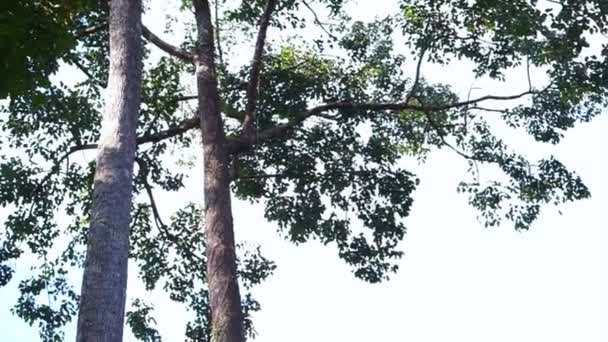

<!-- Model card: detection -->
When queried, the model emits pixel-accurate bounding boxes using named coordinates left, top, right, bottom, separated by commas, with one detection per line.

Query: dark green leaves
left=126, top=300, right=162, bottom=342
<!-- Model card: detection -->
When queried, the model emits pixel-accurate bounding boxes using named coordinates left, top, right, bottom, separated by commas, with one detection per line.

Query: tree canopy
left=0, top=0, right=606, bottom=340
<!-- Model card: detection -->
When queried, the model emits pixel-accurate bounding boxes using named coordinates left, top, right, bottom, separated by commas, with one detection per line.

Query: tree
left=1, top=0, right=607, bottom=341
left=0, top=0, right=274, bottom=340
left=75, top=0, right=143, bottom=340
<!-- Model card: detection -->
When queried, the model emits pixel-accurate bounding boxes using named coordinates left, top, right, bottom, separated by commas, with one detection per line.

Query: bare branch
left=470, top=106, right=509, bottom=113
left=241, top=0, right=277, bottom=139
left=526, top=56, right=533, bottom=91
left=406, top=22, right=431, bottom=104
left=142, top=25, right=196, bottom=63
left=302, top=0, right=337, bottom=40
left=170, top=95, right=199, bottom=102
left=70, top=59, right=107, bottom=88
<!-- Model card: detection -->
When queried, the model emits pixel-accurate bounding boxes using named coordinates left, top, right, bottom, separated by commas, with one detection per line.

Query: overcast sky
left=1, top=1, right=607, bottom=341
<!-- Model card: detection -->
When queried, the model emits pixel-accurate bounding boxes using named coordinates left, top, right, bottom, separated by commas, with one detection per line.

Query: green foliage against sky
left=0, top=0, right=607, bottom=340
left=0, top=0, right=103, bottom=98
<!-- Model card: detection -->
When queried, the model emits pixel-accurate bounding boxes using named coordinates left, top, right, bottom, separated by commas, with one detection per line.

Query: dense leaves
left=0, top=0, right=106, bottom=98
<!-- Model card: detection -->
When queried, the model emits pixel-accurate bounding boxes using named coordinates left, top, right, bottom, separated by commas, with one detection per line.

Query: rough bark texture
left=193, top=1, right=244, bottom=342
left=76, top=0, right=142, bottom=341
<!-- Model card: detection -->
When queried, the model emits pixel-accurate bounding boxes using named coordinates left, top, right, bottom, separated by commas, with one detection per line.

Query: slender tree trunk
left=193, top=1, right=244, bottom=342
left=76, top=0, right=142, bottom=340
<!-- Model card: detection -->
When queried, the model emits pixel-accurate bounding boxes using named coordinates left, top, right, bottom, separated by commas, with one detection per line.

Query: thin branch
left=470, top=106, right=509, bottom=113
left=526, top=55, right=533, bottom=91
left=137, top=116, right=200, bottom=145
left=170, top=95, right=198, bottom=102
left=137, top=159, right=168, bottom=229
left=302, top=0, right=337, bottom=40
left=142, top=25, right=196, bottom=63
left=241, top=0, right=277, bottom=140
left=414, top=95, right=478, bottom=164
left=70, top=59, right=107, bottom=88
left=67, top=114, right=201, bottom=154
left=33, top=143, right=97, bottom=197
left=76, top=22, right=107, bottom=38
left=136, top=158, right=205, bottom=263
left=406, top=22, right=431, bottom=104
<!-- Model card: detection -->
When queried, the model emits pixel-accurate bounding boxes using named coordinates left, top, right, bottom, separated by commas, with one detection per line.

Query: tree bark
left=193, top=1, right=244, bottom=342
left=76, top=0, right=142, bottom=341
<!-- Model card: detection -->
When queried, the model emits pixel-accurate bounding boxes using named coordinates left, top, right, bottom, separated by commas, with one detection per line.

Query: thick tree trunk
left=193, top=1, right=244, bottom=342
left=76, top=0, right=142, bottom=341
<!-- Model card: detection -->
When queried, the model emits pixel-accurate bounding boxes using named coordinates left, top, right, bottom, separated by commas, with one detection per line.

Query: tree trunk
left=193, top=1, right=244, bottom=342
left=76, top=0, right=142, bottom=340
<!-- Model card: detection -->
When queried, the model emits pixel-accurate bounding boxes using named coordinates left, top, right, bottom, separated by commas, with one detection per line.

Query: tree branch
left=302, top=0, right=337, bottom=40
left=67, top=115, right=201, bottom=154
left=136, top=158, right=205, bottom=263
left=70, top=58, right=107, bottom=88
left=76, top=22, right=107, bottom=38
left=227, top=85, right=550, bottom=154
left=241, top=0, right=277, bottom=140
left=139, top=116, right=200, bottom=145
left=406, top=22, right=431, bottom=104
left=33, top=143, right=98, bottom=197
left=142, top=25, right=196, bottom=63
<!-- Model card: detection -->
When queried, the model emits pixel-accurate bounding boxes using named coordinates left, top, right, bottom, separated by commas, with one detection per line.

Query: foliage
left=1, top=0, right=607, bottom=340
left=0, top=0, right=103, bottom=98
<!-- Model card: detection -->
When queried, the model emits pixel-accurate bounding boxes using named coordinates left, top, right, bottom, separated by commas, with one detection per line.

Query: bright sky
left=1, top=1, right=607, bottom=341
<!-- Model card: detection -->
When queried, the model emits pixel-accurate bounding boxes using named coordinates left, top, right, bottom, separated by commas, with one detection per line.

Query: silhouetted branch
left=142, top=25, right=196, bottom=63
left=242, top=0, right=277, bottom=139
left=302, top=0, right=337, bottom=40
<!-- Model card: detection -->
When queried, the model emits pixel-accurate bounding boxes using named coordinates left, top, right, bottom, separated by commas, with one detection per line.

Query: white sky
left=1, top=1, right=607, bottom=341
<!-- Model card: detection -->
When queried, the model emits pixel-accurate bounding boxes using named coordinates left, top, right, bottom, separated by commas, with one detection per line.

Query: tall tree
left=193, top=1, right=248, bottom=340
left=1, top=0, right=607, bottom=341
left=75, top=0, right=143, bottom=340
left=141, top=1, right=607, bottom=340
